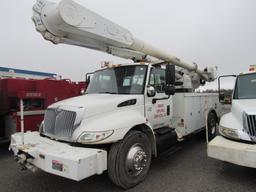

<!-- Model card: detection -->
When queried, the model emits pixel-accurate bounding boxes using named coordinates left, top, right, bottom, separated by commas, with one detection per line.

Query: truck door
left=145, top=67, right=173, bottom=129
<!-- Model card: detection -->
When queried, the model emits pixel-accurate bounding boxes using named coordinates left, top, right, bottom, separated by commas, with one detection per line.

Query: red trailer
left=0, top=78, right=87, bottom=142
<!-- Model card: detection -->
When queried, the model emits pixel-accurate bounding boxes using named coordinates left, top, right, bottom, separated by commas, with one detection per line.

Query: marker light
left=249, top=65, right=256, bottom=72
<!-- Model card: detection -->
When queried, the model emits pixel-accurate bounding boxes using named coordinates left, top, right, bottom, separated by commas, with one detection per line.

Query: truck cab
left=41, top=62, right=175, bottom=145
left=10, top=62, right=178, bottom=188
left=208, top=67, right=256, bottom=168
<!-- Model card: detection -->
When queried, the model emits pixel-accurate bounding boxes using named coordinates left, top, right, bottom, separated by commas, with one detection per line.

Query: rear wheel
left=207, top=112, right=218, bottom=141
left=108, top=130, right=151, bottom=189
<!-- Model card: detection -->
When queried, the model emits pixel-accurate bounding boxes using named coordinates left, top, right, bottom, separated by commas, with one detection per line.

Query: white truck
left=10, top=0, right=220, bottom=189
left=208, top=66, right=256, bottom=168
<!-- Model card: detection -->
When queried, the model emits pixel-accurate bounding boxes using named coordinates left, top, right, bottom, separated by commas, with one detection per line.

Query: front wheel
left=108, top=130, right=152, bottom=189
left=207, top=112, right=218, bottom=141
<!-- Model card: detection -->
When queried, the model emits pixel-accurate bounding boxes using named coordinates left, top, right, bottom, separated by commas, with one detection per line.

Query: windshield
left=86, top=65, right=147, bottom=95
left=234, top=73, right=256, bottom=99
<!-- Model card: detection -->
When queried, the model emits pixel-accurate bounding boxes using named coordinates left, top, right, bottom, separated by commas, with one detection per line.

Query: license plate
left=52, top=160, right=63, bottom=172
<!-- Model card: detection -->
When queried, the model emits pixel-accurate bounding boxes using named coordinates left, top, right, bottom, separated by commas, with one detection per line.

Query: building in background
left=0, top=67, right=58, bottom=79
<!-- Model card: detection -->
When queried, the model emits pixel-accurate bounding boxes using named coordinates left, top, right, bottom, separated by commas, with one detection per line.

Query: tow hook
left=15, top=153, right=38, bottom=172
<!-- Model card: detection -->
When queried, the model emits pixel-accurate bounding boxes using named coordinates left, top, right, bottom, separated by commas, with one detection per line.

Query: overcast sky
left=1, top=0, right=256, bottom=89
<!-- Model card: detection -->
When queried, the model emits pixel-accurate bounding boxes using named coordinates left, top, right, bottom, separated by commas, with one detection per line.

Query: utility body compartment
left=172, top=93, right=220, bottom=136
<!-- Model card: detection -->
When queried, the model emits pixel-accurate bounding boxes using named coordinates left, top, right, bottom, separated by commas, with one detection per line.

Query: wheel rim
left=210, top=118, right=217, bottom=135
left=126, top=144, right=148, bottom=176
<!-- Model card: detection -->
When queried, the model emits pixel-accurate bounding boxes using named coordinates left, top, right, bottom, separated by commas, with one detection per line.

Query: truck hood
left=48, top=94, right=144, bottom=118
left=220, top=99, right=256, bottom=141
left=232, top=99, right=256, bottom=116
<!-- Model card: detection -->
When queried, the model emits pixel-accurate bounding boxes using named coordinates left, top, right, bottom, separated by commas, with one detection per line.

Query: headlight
left=77, top=130, right=114, bottom=144
left=219, top=125, right=240, bottom=139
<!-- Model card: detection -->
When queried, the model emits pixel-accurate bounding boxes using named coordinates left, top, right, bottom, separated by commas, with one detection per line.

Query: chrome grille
left=244, top=114, right=256, bottom=140
left=43, top=108, right=77, bottom=140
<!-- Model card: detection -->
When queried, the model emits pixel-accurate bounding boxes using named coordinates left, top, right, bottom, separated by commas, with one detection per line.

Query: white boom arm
left=32, top=0, right=217, bottom=82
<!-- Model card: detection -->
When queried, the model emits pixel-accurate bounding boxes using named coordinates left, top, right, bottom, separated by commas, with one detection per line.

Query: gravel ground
left=1, top=134, right=256, bottom=192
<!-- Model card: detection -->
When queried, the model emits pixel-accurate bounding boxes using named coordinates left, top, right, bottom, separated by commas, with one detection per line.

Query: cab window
left=149, top=68, right=166, bottom=93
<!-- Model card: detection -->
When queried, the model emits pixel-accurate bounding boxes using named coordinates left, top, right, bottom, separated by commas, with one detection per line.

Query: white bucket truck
left=10, top=0, right=220, bottom=189
left=208, top=65, right=256, bottom=168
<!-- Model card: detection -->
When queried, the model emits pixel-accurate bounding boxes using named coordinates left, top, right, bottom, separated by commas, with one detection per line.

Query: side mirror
left=165, top=84, right=175, bottom=95
left=86, top=76, right=91, bottom=84
left=85, top=72, right=94, bottom=84
left=219, top=92, right=232, bottom=104
left=218, top=75, right=236, bottom=104
left=165, top=64, right=175, bottom=95
left=166, top=64, right=175, bottom=85
left=147, top=86, right=156, bottom=97
left=219, top=93, right=225, bottom=101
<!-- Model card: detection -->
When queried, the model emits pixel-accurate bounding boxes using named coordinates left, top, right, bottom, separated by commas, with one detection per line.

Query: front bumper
left=10, top=132, right=107, bottom=181
left=208, top=136, right=256, bottom=168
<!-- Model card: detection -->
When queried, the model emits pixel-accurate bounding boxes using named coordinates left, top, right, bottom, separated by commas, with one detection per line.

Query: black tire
left=207, top=112, right=218, bottom=141
left=108, top=130, right=152, bottom=189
